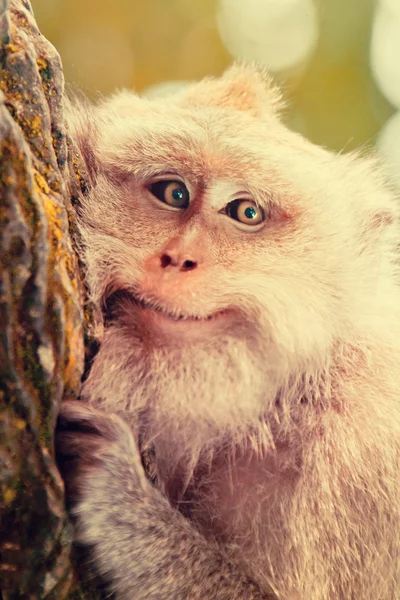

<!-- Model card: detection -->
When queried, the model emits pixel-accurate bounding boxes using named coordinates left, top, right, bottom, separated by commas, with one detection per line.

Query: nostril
left=160, top=254, right=173, bottom=268
left=160, top=254, right=197, bottom=271
left=181, top=260, right=197, bottom=271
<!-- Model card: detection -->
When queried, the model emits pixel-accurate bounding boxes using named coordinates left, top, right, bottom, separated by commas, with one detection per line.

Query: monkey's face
left=75, top=66, right=399, bottom=396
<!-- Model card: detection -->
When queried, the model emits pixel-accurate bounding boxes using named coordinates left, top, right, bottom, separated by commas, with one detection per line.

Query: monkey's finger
left=55, top=430, right=110, bottom=461
left=55, top=430, right=117, bottom=505
left=57, top=400, right=129, bottom=442
left=58, top=400, right=106, bottom=429
left=56, top=455, right=92, bottom=506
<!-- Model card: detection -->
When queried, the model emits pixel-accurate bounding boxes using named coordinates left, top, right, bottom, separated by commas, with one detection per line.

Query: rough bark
left=0, top=1, right=99, bottom=597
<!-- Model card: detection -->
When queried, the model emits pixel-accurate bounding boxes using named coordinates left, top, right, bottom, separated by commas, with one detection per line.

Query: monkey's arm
left=56, top=401, right=277, bottom=600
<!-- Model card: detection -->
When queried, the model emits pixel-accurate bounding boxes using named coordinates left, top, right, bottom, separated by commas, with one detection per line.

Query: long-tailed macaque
left=56, top=64, right=400, bottom=600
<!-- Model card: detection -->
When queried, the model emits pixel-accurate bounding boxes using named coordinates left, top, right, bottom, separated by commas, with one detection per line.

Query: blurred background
left=33, top=0, right=400, bottom=187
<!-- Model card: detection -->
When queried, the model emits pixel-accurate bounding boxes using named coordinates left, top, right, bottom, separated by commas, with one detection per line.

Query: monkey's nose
left=160, top=253, right=198, bottom=272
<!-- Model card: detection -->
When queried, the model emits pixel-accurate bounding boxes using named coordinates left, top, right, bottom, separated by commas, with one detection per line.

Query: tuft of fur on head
left=68, top=63, right=400, bottom=488
left=179, top=62, right=285, bottom=117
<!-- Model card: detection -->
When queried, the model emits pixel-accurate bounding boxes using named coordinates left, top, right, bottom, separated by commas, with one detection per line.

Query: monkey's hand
left=56, top=401, right=278, bottom=600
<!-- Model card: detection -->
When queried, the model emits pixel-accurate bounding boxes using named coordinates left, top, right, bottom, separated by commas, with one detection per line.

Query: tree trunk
left=0, top=1, right=100, bottom=597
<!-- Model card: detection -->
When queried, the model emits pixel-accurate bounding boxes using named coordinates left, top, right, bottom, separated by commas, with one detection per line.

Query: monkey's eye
left=148, top=180, right=190, bottom=209
left=225, top=200, right=265, bottom=226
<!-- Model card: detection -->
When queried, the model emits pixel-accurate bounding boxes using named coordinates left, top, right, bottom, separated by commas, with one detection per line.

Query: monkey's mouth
left=104, top=289, right=228, bottom=325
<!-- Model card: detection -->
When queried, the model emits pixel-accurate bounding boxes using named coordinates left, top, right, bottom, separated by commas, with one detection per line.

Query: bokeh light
left=376, top=111, right=400, bottom=188
left=370, top=2, right=400, bottom=110
left=217, top=0, right=319, bottom=73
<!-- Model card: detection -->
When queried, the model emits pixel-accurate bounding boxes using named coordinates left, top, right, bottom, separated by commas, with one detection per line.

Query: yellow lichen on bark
left=0, top=1, right=92, bottom=597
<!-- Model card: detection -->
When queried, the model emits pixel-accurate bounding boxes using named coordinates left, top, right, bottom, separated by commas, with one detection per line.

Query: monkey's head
left=69, top=64, right=400, bottom=449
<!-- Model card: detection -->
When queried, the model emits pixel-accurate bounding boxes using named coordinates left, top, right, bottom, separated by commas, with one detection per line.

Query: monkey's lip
left=104, top=289, right=230, bottom=326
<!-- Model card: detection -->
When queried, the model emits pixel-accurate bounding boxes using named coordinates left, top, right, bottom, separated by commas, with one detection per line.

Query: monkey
left=56, top=63, right=400, bottom=600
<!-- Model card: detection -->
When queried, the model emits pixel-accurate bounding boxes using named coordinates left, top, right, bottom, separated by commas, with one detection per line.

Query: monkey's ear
left=181, top=63, right=284, bottom=117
